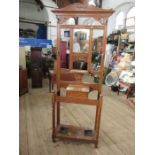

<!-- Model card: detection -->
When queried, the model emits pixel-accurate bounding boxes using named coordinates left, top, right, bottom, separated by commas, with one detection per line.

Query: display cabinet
left=51, top=2, right=114, bottom=148
left=31, top=47, right=43, bottom=88
left=19, top=68, right=28, bottom=96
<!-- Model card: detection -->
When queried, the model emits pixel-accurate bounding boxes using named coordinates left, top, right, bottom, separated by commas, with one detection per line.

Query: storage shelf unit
left=51, top=2, right=114, bottom=148
left=31, top=47, right=43, bottom=88
left=19, top=68, right=28, bottom=96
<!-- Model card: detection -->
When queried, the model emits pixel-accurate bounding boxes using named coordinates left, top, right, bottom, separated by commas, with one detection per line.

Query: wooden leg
left=51, top=79, right=54, bottom=90
left=95, top=142, right=98, bottom=148
left=117, top=85, right=120, bottom=96
left=126, top=89, right=130, bottom=99
left=94, top=95, right=103, bottom=148
left=52, top=93, right=56, bottom=142
left=127, top=84, right=134, bottom=99
left=57, top=102, right=60, bottom=125
left=52, top=135, right=56, bottom=143
left=94, top=104, right=99, bottom=130
left=49, top=74, right=51, bottom=93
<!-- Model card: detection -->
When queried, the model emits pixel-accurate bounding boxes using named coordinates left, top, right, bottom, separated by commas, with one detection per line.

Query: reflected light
left=88, top=0, right=96, bottom=6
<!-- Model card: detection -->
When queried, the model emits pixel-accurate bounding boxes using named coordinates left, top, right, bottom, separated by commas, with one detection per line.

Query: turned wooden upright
left=51, top=2, right=114, bottom=148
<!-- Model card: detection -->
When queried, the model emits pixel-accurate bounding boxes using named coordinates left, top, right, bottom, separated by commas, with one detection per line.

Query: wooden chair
left=51, top=2, right=114, bottom=148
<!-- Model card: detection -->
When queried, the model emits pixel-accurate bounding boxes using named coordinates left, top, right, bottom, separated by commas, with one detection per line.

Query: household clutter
left=105, top=29, right=135, bottom=98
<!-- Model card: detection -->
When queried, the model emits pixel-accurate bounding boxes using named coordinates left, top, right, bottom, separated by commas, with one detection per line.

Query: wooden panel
left=56, top=96, right=98, bottom=105
left=19, top=68, right=28, bottom=96
left=60, top=25, right=105, bottom=29
left=59, top=80, right=100, bottom=90
left=98, top=20, right=107, bottom=92
left=66, top=84, right=90, bottom=98
left=69, top=29, right=73, bottom=69
left=72, top=53, right=88, bottom=61
left=56, top=13, right=111, bottom=18
left=67, top=91, right=88, bottom=98
left=66, top=84, right=90, bottom=92
left=60, top=41, right=67, bottom=68
left=52, top=3, right=114, bottom=17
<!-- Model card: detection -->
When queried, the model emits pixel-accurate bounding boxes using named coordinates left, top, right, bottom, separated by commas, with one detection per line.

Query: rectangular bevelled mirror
left=72, top=29, right=90, bottom=70
left=73, top=29, right=90, bottom=53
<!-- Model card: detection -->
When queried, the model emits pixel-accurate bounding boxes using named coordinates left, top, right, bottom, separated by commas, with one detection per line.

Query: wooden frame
left=52, top=2, right=114, bottom=148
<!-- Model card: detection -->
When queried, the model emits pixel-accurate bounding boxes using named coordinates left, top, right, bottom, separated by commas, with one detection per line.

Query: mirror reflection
left=73, top=29, right=89, bottom=53
left=91, top=30, right=104, bottom=71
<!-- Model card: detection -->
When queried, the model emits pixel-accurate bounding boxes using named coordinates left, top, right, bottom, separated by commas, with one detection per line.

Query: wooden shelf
left=59, top=80, right=100, bottom=91
left=55, top=124, right=96, bottom=142
left=70, top=69, right=88, bottom=74
left=66, top=84, right=90, bottom=98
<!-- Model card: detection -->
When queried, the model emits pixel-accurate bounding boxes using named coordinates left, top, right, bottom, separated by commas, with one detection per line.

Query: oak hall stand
left=51, top=2, right=114, bottom=148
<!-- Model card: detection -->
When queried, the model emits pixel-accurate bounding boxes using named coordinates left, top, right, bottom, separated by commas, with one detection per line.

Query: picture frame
left=64, top=31, right=70, bottom=37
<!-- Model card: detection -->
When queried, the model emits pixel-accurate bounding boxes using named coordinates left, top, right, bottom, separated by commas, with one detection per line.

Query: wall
left=19, top=0, right=49, bottom=39
left=102, top=0, right=135, bottom=35
left=20, top=0, right=122, bottom=42
left=19, top=22, right=39, bottom=32
left=102, top=0, right=134, bottom=9
left=79, top=0, right=135, bottom=36
left=19, top=0, right=135, bottom=43
left=19, top=0, right=58, bottom=41
left=19, top=0, right=48, bottom=22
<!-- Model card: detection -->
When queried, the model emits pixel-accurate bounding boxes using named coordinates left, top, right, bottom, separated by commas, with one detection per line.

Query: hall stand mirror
left=51, top=2, right=114, bottom=148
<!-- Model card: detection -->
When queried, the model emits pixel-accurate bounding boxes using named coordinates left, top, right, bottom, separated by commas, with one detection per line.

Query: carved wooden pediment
left=52, top=3, right=114, bottom=18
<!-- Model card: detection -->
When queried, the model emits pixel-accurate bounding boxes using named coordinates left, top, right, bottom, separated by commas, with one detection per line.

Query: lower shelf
left=55, top=124, right=96, bottom=142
